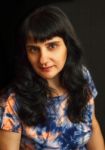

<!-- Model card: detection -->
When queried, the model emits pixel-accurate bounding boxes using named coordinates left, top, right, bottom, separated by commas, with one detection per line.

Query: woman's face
left=26, top=36, right=67, bottom=82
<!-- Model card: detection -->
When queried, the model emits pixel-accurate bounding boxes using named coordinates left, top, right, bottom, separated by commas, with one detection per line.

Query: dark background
left=0, top=0, right=105, bottom=139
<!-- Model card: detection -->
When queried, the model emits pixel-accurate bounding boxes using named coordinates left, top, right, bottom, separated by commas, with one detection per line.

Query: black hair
left=2, top=5, right=92, bottom=126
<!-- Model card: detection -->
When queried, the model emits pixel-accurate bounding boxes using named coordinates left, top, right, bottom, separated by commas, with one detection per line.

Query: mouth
left=40, top=66, right=54, bottom=72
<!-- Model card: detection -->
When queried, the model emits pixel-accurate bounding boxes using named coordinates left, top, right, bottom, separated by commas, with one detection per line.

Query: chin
left=36, top=70, right=59, bottom=80
left=41, top=76, right=55, bottom=80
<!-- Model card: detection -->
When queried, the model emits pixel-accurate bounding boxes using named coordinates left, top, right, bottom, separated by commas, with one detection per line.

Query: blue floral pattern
left=0, top=67, right=97, bottom=150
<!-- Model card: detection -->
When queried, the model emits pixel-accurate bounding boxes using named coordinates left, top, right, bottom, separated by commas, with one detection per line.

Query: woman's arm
left=87, top=99, right=105, bottom=150
left=0, top=130, right=21, bottom=150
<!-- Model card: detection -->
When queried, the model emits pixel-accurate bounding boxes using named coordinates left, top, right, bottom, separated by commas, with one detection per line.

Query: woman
left=0, top=5, right=104, bottom=150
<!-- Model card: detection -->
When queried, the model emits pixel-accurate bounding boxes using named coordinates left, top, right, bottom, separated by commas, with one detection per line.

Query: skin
left=26, top=36, right=67, bottom=92
left=0, top=130, right=21, bottom=150
left=0, top=36, right=104, bottom=150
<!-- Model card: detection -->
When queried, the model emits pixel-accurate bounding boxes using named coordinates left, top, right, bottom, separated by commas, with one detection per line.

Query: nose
left=39, top=49, right=49, bottom=65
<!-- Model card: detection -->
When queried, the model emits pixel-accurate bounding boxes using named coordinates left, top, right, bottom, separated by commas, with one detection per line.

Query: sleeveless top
left=0, top=67, right=98, bottom=150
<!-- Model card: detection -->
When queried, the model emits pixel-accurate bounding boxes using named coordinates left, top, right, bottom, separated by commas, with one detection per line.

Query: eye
left=26, top=46, right=39, bottom=53
left=48, top=43, right=58, bottom=50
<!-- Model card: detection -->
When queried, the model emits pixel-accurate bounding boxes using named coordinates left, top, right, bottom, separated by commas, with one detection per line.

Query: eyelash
left=48, top=43, right=58, bottom=49
left=26, top=47, right=39, bottom=53
left=26, top=43, right=58, bottom=53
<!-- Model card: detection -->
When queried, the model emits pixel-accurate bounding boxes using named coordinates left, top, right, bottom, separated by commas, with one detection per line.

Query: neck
left=47, top=78, right=67, bottom=97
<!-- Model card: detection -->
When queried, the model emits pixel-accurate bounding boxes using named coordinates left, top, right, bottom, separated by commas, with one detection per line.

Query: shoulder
left=82, top=65, right=98, bottom=99
left=82, top=97, right=95, bottom=127
left=2, top=93, right=17, bottom=112
left=0, top=93, right=22, bottom=133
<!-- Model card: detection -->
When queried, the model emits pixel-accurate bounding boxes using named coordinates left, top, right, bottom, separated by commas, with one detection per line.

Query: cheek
left=61, top=50, right=67, bottom=62
left=55, top=52, right=67, bottom=68
left=27, top=54, right=37, bottom=66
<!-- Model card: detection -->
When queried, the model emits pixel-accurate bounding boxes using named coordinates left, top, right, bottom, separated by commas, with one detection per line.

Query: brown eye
left=26, top=46, right=39, bottom=53
left=48, top=43, right=58, bottom=50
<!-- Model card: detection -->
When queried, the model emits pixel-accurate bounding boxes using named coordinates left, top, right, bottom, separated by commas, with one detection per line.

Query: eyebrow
left=26, top=40, right=60, bottom=47
left=26, top=36, right=62, bottom=47
left=45, top=40, right=60, bottom=45
left=26, top=45, right=39, bottom=49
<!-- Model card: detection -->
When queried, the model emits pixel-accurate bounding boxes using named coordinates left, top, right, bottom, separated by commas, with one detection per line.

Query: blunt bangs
left=22, top=6, right=67, bottom=42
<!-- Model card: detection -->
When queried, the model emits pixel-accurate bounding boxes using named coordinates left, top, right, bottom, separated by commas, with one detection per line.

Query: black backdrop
left=0, top=0, right=105, bottom=139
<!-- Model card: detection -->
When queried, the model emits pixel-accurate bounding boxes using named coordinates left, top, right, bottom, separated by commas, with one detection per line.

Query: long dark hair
left=3, top=5, right=92, bottom=126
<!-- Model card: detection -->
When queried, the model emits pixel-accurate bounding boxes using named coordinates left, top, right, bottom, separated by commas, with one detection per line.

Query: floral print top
left=0, top=67, right=97, bottom=150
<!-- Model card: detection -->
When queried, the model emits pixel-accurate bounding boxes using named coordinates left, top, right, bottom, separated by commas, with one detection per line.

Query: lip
left=40, top=66, right=53, bottom=72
